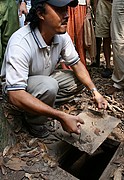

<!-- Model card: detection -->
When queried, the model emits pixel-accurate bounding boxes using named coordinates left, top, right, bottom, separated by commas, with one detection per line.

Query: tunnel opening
left=59, top=138, right=120, bottom=180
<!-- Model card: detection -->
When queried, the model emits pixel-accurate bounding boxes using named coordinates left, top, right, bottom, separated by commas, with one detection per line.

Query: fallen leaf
left=4, top=157, right=27, bottom=171
left=28, top=138, right=38, bottom=147
left=20, top=147, right=41, bottom=158
left=2, top=146, right=11, bottom=156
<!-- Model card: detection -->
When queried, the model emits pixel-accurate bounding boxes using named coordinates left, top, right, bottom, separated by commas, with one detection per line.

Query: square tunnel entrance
left=59, top=138, right=120, bottom=180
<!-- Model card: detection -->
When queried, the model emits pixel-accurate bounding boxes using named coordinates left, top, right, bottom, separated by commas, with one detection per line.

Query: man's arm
left=8, top=90, right=84, bottom=134
left=72, top=61, right=108, bottom=109
left=19, top=0, right=28, bottom=16
left=72, top=61, right=95, bottom=91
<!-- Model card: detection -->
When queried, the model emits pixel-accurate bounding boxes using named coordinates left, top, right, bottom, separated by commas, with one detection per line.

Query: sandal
left=101, top=68, right=113, bottom=78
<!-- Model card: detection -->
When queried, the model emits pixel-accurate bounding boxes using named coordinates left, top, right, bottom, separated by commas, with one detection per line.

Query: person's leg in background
left=67, top=5, right=87, bottom=66
left=101, top=36, right=113, bottom=78
left=106, top=0, right=124, bottom=94
left=91, top=37, right=102, bottom=67
left=73, top=5, right=87, bottom=66
left=94, top=0, right=112, bottom=78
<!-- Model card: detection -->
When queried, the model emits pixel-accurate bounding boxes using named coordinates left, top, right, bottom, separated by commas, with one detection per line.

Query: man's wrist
left=90, top=87, right=98, bottom=95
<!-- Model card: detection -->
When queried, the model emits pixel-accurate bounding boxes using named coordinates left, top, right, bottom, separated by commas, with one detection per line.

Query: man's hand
left=59, top=113, right=84, bottom=135
left=19, top=2, right=28, bottom=17
left=92, top=91, right=108, bottom=109
left=8, top=90, right=84, bottom=136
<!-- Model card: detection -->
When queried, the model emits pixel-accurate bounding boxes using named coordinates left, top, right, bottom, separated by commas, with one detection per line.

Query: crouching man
left=1, top=0, right=107, bottom=138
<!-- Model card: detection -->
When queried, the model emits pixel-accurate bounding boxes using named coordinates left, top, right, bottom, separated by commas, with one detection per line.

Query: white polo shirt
left=1, top=24, right=79, bottom=92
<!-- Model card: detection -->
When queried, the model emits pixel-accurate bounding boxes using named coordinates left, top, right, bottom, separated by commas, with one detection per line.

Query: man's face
left=41, top=3, right=69, bottom=34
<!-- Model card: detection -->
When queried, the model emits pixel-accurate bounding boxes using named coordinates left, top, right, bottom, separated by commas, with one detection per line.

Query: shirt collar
left=32, top=27, right=59, bottom=49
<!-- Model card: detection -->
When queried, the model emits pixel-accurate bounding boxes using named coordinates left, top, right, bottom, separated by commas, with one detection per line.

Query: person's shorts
left=95, top=0, right=112, bottom=38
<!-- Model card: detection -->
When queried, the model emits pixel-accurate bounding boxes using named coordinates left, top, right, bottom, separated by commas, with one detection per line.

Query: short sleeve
left=5, top=44, right=31, bottom=91
left=60, top=33, right=80, bottom=66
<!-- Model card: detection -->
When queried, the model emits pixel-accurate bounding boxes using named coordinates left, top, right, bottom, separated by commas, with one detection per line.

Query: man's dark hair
left=26, top=3, right=46, bottom=30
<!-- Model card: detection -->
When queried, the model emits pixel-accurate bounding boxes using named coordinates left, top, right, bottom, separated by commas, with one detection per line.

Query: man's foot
left=90, top=62, right=100, bottom=67
left=24, top=120, right=57, bottom=138
left=101, top=68, right=113, bottom=78
left=28, top=124, right=50, bottom=138
left=105, top=86, right=121, bottom=95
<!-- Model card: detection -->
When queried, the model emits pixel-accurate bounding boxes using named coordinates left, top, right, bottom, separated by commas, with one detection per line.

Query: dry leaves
left=4, top=157, right=26, bottom=171
left=0, top=134, right=58, bottom=179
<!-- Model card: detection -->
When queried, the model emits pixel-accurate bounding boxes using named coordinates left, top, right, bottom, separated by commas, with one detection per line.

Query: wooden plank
left=54, top=109, right=120, bottom=154
left=99, top=142, right=124, bottom=180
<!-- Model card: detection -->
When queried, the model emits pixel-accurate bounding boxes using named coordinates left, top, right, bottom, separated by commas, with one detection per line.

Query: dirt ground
left=0, top=53, right=124, bottom=179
